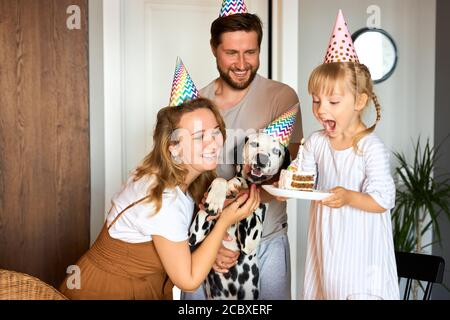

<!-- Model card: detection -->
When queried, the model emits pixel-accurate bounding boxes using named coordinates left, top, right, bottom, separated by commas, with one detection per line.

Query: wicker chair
left=0, top=269, right=67, bottom=300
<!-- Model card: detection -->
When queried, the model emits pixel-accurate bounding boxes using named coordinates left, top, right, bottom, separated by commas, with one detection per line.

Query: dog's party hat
left=263, top=105, right=299, bottom=147
left=220, top=0, right=248, bottom=17
left=324, top=10, right=359, bottom=64
left=169, top=57, right=199, bottom=107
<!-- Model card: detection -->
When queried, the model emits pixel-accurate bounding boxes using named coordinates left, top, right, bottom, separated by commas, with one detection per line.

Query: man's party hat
left=263, top=105, right=299, bottom=147
left=220, top=0, right=248, bottom=17
left=324, top=10, right=359, bottom=64
left=169, top=57, right=199, bottom=107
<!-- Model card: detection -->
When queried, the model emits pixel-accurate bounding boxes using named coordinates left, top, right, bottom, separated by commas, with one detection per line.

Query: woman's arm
left=152, top=185, right=260, bottom=292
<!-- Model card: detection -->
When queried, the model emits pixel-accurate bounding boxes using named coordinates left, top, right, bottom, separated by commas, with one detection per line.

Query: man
left=183, top=9, right=303, bottom=300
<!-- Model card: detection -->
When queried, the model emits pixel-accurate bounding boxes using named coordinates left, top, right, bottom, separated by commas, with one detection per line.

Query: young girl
left=298, top=62, right=399, bottom=300
left=290, top=11, right=400, bottom=300
left=60, top=97, right=260, bottom=300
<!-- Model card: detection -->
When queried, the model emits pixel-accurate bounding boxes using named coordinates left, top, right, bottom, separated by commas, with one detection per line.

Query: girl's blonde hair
left=134, top=98, right=226, bottom=213
left=308, top=62, right=381, bottom=151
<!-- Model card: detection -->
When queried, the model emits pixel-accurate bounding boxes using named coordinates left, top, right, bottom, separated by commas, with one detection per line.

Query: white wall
left=294, top=0, right=436, bottom=298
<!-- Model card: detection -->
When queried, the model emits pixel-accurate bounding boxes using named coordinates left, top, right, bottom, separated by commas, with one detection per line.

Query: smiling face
left=213, top=30, right=260, bottom=90
left=172, top=108, right=224, bottom=175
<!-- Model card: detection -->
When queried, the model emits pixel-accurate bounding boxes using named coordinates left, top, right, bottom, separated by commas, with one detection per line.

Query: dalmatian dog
left=188, top=132, right=291, bottom=300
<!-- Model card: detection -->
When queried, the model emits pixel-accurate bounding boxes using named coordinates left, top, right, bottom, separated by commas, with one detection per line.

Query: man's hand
left=212, top=238, right=240, bottom=273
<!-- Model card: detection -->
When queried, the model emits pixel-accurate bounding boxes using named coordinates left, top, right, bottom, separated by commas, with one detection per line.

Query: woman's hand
left=321, top=186, right=351, bottom=208
left=219, top=184, right=260, bottom=226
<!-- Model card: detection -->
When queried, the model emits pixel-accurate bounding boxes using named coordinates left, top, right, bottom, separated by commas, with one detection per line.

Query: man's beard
left=218, top=64, right=259, bottom=90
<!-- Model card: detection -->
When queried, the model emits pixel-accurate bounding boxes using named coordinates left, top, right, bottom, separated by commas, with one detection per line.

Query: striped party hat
left=220, top=0, right=248, bottom=17
left=324, top=10, right=359, bottom=64
left=263, top=105, right=299, bottom=147
left=169, top=57, right=199, bottom=107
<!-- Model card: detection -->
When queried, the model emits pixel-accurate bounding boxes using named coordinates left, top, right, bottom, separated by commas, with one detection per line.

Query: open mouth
left=231, top=69, right=250, bottom=79
left=322, top=119, right=336, bottom=133
left=251, top=167, right=264, bottom=178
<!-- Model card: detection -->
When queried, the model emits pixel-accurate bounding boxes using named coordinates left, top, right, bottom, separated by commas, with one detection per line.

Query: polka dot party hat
left=169, top=57, right=199, bottom=107
left=220, top=0, right=248, bottom=17
left=263, top=104, right=299, bottom=147
left=324, top=10, right=359, bottom=64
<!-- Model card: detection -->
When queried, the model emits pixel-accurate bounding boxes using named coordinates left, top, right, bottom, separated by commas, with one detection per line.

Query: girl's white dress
left=298, top=131, right=400, bottom=300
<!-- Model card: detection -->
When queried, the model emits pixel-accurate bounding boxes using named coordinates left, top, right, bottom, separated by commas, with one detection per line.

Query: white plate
left=262, top=185, right=332, bottom=201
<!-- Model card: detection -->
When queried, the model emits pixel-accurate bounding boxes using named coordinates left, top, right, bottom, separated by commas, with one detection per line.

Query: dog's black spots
left=224, top=290, right=229, bottom=298
left=205, top=209, right=216, bottom=216
left=213, top=273, right=224, bottom=291
left=250, top=142, right=260, bottom=148
left=244, top=136, right=249, bottom=144
left=193, top=215, right=199, bottom=233
left=230, top=266, right=238, bottom=282
left=188, top=234, right=197, bottom=246
left=237, top=253, right=246, bottom=264
left=201, top=220, right=210, bottom=231
left=252, top=230, right=259, bottom=240
left=237, top=287, right=246, bottom=300
left=247, top=215, right=257, bottom=235
left=239, top=223, right=247, bottom=248
left=204, top=202, right=209, bottom=209
left=248, top=254, right=253, bottom=260
left=253, top=289, right=259, bottom=300
left=223, top=270, right=231, bottom=279
left=251, top=264, right=260, bottom=287
left=207, top=273, right=221, bottom=298
left=260, top=205, right=267, bottom=222
left=228, top=283, right=237, bottom=296
left=238, top=264, right=250, bottom=285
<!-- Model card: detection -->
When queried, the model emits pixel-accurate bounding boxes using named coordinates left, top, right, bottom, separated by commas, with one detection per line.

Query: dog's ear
left=281, top=146, right=291, bottom=170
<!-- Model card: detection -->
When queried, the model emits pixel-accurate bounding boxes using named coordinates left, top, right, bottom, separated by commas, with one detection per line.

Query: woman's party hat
left=263, top=105, right=299, bottom=147
left=220, top=0, right=248, bottom=17
left=169, top=57, right=199, bottom=107
left=324, top=10, right=359, bottom=64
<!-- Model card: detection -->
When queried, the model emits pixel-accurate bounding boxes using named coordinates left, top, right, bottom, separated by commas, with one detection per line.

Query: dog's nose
left=256, top=154, right=270, bottom=168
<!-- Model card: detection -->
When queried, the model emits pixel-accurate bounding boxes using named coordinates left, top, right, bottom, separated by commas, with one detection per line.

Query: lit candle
left=288, top=138, right=304, bottom=171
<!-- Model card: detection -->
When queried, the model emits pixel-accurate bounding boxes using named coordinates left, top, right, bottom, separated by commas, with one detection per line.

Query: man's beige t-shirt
left=200, top=74, right=303, bottom=241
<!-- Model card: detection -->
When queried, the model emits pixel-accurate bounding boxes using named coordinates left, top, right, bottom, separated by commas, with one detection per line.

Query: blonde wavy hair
left=134, top=98, right=226, bottom=213
left=308, top=62, right=381, bottom=152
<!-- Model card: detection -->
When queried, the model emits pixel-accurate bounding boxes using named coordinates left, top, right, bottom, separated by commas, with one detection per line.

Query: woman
left=60, top=98, right=260, bottom=299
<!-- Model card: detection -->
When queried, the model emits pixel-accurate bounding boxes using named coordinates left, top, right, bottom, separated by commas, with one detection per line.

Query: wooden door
left=0, top=0, right=90, bottom=287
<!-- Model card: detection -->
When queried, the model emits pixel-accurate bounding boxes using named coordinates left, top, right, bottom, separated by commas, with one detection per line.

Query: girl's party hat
left=263, top=105, right=299, bottom=147
left=324, top=10, right=359, bottom=64
left=169, top=57, right=199, bottom=107
left=220, top=0, right=248, bottom=17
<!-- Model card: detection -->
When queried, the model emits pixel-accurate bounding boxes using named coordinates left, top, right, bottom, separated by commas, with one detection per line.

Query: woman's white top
left=106, top=174, right=195, bottom=243
left=301, top=131, right=400, bottom=300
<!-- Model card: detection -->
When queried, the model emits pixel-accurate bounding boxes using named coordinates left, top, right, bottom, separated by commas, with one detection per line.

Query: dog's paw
left=204, top=178, right=228, bottom=216
left=225, top=181, right=240, bottom=199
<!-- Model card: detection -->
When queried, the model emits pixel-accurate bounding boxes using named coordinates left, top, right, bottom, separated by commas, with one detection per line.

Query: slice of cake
left=279, top=168, right=316, bottom=192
